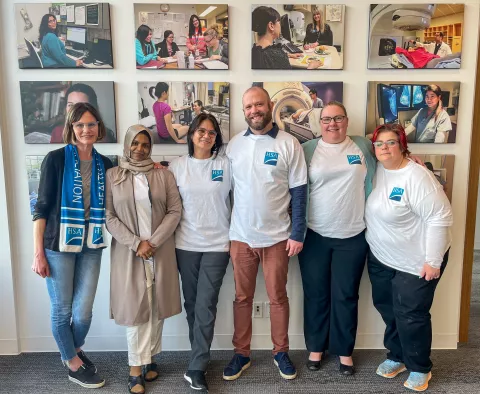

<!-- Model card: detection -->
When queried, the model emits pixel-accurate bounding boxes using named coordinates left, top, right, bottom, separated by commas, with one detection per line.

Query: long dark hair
left=188, top=14, right=201, bottom=38
left=187, top=113, right=223, bottom=157
left=39, top=14, right=57, bottom=43
left=252, top=6, right=280, bottom=36
left=426, top=84, right=443, bottom=120
left=136, top=24, right=153, bottom=55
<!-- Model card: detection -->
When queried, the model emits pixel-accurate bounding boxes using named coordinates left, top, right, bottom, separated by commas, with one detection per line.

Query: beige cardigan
left=106, top=167, right=182, bottom=326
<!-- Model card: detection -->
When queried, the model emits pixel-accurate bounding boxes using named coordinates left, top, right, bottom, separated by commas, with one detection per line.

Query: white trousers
left=126, top=261, right=164, bottom=366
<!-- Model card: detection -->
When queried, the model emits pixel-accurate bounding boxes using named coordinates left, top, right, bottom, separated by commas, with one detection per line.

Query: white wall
left=0, top=0, right=479, bottom=356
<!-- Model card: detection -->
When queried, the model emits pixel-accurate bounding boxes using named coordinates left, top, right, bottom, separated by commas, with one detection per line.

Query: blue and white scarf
left=59, top=144, right=107, bottom=252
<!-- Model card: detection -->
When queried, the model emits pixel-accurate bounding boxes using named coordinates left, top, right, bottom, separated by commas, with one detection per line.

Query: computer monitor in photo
left=378, top=84, right=398, bottom=124
left=67, top=27, right=86, bottom=49
left=412, top=85, right=429, bottom=110
left=390, top=84, right=412, bottom=111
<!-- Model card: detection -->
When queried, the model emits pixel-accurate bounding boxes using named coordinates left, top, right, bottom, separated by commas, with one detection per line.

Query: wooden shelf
left=423, top=22, right=462, bottom=52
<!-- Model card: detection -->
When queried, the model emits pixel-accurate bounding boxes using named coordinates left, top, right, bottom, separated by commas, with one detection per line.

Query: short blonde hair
left=203, top=26, right=219, bottom=39
left=63, top=102, right=106, bottom=144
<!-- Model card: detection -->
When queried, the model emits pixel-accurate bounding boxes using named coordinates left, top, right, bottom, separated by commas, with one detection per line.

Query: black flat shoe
left=128, top=375, right=145, bottom=394
left=306, top=358, right=322, bottom=371
left=339, top=363, right=355, bottom=376
left=142, top=362, right=159, bottom=382
left=184, top=370, right=208, bottom=391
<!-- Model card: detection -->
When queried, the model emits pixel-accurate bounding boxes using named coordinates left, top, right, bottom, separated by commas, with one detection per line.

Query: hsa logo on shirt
left=92, top=227, right=104, bottom=245
left=389, top=187, right=405, bottom=202
left=212, top=170, right=224, bottom=182
left=347, top=155, right=362, bottom=165
left=264, top=151, right=279, bottom=166
left=65, top=227, right=84, bottom=245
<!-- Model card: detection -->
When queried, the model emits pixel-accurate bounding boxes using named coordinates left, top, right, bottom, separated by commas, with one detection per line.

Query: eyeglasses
left=373, top=140, right=399, bottom=148
left=320, top=115, right=346, bottom=124
left=196, top=128, right=217, bottom=138
left=48, top=18, right=56, bottom=23
left=73, top=121, right=99, bottom=131
left=168, top=36, right=174, bottom=39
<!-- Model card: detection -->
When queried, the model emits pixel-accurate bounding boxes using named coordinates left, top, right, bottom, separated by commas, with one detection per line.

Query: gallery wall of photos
left=2, top=0, right=478, bottom=352
left=15, top=2, right=464, bottom=201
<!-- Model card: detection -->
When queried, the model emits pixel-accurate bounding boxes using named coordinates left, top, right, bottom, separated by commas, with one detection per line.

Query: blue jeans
left=45, top=247, right=103, bottom=361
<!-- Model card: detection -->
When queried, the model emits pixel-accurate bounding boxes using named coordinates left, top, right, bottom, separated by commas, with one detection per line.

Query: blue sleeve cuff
left=289, top=184, right=307, bottom=242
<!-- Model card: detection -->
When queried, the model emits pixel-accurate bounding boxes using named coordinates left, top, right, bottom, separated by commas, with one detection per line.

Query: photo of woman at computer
left=20, top=81, right=117, bottom=143
left=134, top=4, right=229, bottom=70
left=15, top=3, right=114, bottom=69
left=137, top=81, right=230, bottom=144
left=251, top=81, right=343, bottom=143
left=365, top=81, right=460, bottom=143
left=251, top=4, right=345, bottom=70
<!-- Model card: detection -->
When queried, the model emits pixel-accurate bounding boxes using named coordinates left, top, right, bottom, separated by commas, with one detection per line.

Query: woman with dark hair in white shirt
left=366, top=123, right=453, bottom=392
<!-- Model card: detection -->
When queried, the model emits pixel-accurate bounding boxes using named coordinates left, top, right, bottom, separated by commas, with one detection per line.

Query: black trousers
left=176, top=249, right=229, bottom=371
left=298, top=228, right=369, bottom=356
left=367, top=250, right=449, bottom=373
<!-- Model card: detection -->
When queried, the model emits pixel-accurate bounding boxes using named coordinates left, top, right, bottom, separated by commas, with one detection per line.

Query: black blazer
left=33, top=146, right=113, bottom=251
left=303, top=23, right=333, bottom=46
left=155, top=40, right=180, bottom=58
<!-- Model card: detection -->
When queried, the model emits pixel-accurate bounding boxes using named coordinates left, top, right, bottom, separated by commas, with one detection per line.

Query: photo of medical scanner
left=258, top=81, right=343, bottom=143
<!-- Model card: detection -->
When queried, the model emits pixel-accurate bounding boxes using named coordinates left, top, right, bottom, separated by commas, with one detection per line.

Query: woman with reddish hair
left=365, top=123, right=452, bottom=392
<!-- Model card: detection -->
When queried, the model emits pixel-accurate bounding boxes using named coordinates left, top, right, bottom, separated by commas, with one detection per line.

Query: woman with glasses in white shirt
left=365, top=123, right=452, bottom=392
left=299, top=101, right=376, bottom=375
left=168, top=113, right=231, bottom=392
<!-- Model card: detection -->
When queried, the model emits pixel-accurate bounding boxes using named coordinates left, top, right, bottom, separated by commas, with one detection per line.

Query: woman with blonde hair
left=303, top=9, right=333, bottom=49
left=405, top=84, right=452, bottom=143
left=202, top=26, right=229, bottom=64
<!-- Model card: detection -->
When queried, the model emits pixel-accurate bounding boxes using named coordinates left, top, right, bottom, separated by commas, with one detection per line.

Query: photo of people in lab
left=251, top=82, right=343, bottom=143
left=368, top=3, right=464, bottom=69
left=366, top=81, right=460, bottom=143
left=251, top=4, right=345, bottom=70
left=137, top=81, right=230, bottom=144
left=134, top=4, right=229, bottom=70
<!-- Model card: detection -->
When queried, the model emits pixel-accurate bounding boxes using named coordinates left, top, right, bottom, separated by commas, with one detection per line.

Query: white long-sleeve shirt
left=365, top=160, right=453, bottom=276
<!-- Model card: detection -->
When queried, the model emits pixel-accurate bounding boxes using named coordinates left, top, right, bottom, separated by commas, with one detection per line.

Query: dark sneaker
left=77, top=350, right=97, bottom=373
left=68, top=364, right=105, bottom=388
left=184, top=370, right=208, bottom=391
left=274, top=352, right=297, bottom=380
left=222, top=354, right=251, bottom=381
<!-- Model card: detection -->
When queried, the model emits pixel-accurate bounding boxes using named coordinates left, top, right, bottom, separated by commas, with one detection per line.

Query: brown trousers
left=230, top=240, right=290, bottom=356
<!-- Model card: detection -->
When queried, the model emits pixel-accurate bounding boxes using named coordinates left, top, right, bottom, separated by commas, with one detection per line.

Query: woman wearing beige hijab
left=105, top=125, right=182, bottom=394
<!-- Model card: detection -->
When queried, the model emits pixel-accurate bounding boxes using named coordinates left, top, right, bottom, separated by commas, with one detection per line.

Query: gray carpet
left=1, top=256, right=479, bottom=394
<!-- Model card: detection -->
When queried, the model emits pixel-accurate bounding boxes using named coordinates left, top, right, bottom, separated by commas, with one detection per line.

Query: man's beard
left=245, top=111, right=273, bottom=131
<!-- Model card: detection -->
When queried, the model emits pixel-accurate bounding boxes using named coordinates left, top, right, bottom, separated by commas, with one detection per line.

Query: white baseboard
left=474, top=242, right=480, bottom=250
left=0, top=339, right=20, bottom=355
left=14, top=333, right=458, bottom=355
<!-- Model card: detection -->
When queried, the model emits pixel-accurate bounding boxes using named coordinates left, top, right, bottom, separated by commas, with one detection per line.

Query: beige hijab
left=114, top=124, right=154, bottom=185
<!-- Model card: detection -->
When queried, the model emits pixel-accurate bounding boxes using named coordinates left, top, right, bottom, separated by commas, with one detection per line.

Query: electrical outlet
left=253, top=302, right=263, bottom=318
left=264, top=302, right=270, bottom=318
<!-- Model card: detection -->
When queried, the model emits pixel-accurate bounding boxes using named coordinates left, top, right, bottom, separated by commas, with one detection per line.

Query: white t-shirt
left=169, top=154, right=231, bottom=252
left=133, top=173, right=154, bottom=286
left=365, top=160, right=453, bottom=276
left=308, top=137, right=367, bottom=238
left=226, top=128, right=308, bottom=248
